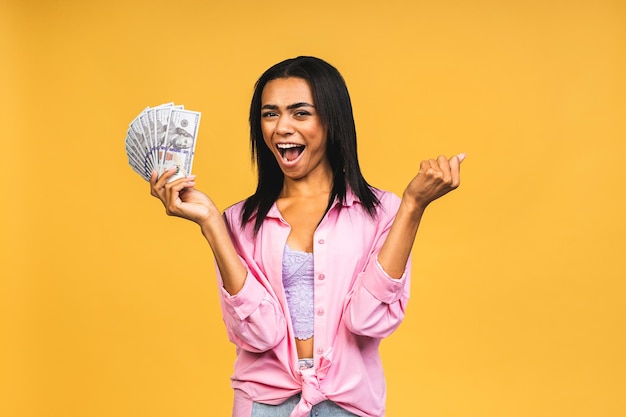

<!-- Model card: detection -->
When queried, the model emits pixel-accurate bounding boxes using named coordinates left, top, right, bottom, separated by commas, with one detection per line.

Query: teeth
left=276, top=143, right=305, bottom=161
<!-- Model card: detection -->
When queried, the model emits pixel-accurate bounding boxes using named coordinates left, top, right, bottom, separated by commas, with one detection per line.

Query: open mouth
left=277, top=143, right=305, bottom=162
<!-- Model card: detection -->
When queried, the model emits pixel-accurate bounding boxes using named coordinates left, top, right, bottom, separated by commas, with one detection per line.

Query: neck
left=280, top=172, right=333, bottom=199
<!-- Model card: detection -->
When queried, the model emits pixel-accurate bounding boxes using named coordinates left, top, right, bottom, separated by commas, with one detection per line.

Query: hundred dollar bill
left=150, top=103, right=177, bottom=167
left=125, top=137, right=145, bottom=179
left=125, top=131, right=143, bottom=168
left=126, top=103, right=200, bottom=182
left=127, top=126, right=152, bottom=177
left=138, top=109, right=157, bottom=169
left=152, top=103, right=181, bottom=167
left=129, top=109, right=151, bottom=165
left=158, top=108, right=201, bottom=182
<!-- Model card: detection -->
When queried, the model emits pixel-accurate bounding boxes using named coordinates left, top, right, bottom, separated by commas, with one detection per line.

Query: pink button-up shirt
left=217, top=187, right=411, bottom=417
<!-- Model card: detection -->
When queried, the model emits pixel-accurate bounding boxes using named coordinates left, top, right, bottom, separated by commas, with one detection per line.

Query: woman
left=150, top=56, right=464, bottom=417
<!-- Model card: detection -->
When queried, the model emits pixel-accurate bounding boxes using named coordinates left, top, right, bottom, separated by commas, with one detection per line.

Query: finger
left=169, top=177, right=196, bottom=193
left=436, top=155, right=452, bottom=182
left=425, top=158, right=445, bottom=182
left=426, top=159, right=439, bottom=178
left=417, top=159, right=430, bottom=176
left=156, top=167, right=179, bottom=187
left=149, top=170, right=159, bottom=197
left=153, top=167, right=182, bottom=200
left=449, top=155, right=461, bottom=188
left=164, top=176, right=196, bottom=206
left=457, top=152, right=467, bottom=163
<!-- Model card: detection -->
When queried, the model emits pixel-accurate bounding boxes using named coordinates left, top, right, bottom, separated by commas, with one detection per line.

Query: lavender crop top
left=282, top=245, right=314, bottom=340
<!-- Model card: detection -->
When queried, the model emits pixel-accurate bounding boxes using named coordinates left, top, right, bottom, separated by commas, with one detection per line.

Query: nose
left=274, top=114, right=294, bottom=136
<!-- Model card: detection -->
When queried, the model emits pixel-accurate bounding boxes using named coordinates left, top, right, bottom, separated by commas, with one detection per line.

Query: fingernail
left=458, top=153, right=466, bottom=162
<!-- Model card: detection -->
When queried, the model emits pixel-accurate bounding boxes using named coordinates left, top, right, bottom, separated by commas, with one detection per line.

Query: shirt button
left=316, top=308, right=324, bottom=316
left=318, top=273, right=325, bottom=280
left=317, top=347, right=324, bottom=355
left=318, top=239, right=325, bottom=244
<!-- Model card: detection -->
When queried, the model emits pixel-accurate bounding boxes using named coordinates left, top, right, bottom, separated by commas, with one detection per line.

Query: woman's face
left=260, top=77, right=331, bottom=181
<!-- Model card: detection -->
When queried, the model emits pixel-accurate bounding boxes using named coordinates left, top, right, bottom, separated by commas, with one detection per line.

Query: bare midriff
left=296, top=337, right=314, bottom=359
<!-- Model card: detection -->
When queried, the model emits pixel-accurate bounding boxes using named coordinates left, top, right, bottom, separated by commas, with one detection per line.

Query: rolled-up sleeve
left=218, top=268, right=287, bottom=353
left=343, top=192, right=411, bottom=338
left=344, top=256, right=410, bottom=338
left=217, top=207, right=287, bottom=353
left=363, top=257, right=409, bottom=304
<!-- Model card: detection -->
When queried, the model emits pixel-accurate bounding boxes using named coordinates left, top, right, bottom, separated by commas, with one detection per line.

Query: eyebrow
left=261, top=102, right=315, bottom=110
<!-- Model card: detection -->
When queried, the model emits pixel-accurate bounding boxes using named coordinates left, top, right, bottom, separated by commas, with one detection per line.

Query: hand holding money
left=149, top=168, right=214, bottom=223
left=125, top=103, right=201, bottom=182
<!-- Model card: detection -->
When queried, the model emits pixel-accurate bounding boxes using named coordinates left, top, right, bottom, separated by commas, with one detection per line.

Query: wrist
left=198, top=209, right=225, bottom=239
left=400, top=193, right=429, bottom=217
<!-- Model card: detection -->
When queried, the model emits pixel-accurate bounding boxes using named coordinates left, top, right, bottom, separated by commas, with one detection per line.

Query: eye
left=262, top=111, right=278, bottom=118
left=294, top=110, right=311, bottom=118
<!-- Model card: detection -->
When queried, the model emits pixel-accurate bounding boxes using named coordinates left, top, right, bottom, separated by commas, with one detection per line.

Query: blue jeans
left=251, top=394, right=358, bottom=417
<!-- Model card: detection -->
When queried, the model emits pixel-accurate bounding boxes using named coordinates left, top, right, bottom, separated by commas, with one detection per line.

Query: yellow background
left=1, top=0, right=625, bottom=416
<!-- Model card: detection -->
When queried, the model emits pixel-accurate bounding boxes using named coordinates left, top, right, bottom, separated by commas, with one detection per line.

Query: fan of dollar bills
left=125, top=103, right=201, bottom=182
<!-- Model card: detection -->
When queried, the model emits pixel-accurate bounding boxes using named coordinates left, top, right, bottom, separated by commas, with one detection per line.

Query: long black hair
left=241, top=56, right=379, bottom=234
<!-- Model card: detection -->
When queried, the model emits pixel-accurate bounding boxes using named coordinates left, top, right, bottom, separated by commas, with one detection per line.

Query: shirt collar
left=337, top=186, right=359, bottom=208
